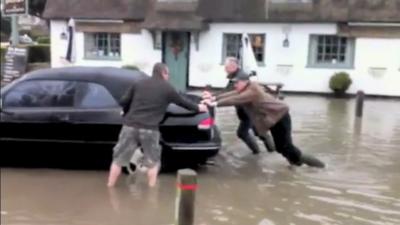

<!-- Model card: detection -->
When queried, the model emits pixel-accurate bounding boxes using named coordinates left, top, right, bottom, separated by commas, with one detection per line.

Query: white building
left=44, top=0, right=400, bottom=96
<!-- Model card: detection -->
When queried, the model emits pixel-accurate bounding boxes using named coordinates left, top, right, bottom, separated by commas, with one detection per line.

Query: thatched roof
left=43, top=0, right=147, bottom=20
left=43, top=0, right=400, bottom=23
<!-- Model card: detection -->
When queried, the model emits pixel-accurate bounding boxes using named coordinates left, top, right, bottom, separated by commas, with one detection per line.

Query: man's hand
left=198, top=103, right=209, bottom=112
left=201, top=99, right=217, bottom=107
left=202, top=91, right=215, bottom=100
left=202, top=91, right=213, bottom=99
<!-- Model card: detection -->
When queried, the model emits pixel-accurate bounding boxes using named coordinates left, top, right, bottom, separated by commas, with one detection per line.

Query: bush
left=0, top=32, right=9, bottom=42
left=27, top=62, right=50, bottom=72
left=0, top=45, right=50, bottom=63
left=0, top=47, right=5, bottom=62
left=122, top=65, right=140, bottom=71
left=36, top=36, right=50, bottom=44
left=329, top=72, right=352, bottom=95
left=27, top=44, right=50, bottom=63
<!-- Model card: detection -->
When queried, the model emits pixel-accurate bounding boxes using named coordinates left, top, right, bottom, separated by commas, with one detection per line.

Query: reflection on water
left=1, top=96, right=400, bottom=225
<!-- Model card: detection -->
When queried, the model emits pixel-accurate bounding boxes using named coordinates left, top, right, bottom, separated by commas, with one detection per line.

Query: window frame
left=307, top=34, right=355, bottom=69
left=221, top=33, right=243, bottom=64
left=84, top=32, right=122, bottom=61
left=249, top=33, right=266, bottom=67
left=221, top=33, right=267, bottom=67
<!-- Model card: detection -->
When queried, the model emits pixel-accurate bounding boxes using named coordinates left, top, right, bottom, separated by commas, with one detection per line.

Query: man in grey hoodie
left=107, top=63, right=208, bottom=187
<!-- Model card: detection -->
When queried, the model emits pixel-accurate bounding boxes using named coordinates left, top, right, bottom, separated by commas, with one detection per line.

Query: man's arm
left=169, top=87, right=200, bottom=112
left=215, top=87, right=255, bottom=107
left=119, top=85, right=135, bottom=114
left=215, top=90, right=238, bottom=100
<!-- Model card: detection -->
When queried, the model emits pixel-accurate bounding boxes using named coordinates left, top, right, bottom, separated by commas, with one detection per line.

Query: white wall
left=50, top=20, right=162, bottom=75
left=188, top=23, right=400, bottom=96
left=50, top=20, right=69, bottom=68
left=50, top=20, right=400, bottom=96
left=352, top=38, right=400, bottom=96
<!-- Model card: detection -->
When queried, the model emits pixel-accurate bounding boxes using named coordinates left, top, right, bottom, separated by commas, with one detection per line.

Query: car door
left=67, top=81, right=122, bottom=144
left=0, top=79, right=77, bottom=143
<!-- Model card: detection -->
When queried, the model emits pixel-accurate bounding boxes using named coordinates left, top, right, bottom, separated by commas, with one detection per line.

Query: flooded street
left=1, top=96, right=400, bottom=225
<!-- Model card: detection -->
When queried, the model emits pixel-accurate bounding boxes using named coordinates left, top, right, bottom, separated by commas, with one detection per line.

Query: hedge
left=27, top=44, right=50, bottom=63
left=122, top=65, right=140, bottom=71
left=36, top=36, right=50, bottom=44
left=0, top=44, right=50, bottom=63
left=0, top=47, right=5, bottom=62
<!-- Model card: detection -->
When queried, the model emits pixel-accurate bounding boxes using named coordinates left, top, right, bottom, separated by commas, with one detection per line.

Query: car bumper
left=164, top=142, right=221, bottom=151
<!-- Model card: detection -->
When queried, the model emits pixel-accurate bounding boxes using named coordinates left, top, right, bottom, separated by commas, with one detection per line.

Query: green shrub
left=0, top=47, right=5, bottom=62
left=0, top=32, right=9, bottom=42
left=27, top=62, right=50, bottom=72
left=27, top=44, right=50, bottom=63
left=122, top=65, right=140, bottom=71
left=0, top=45, right=50, bottom=63
left=329, top=72, right=352, bottom=94
left=36, top=36, right=50, bottom=44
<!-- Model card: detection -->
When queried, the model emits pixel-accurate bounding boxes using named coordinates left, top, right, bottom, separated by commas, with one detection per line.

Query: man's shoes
left=300, top=154, right=325, bottom=168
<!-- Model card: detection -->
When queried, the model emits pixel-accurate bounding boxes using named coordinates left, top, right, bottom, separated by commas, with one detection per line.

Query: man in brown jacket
left=203, top=73, right=325, bottom=168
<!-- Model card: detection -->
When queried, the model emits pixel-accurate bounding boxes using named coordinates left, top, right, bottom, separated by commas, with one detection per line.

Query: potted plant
left=329, top=72, right=352, bottom=97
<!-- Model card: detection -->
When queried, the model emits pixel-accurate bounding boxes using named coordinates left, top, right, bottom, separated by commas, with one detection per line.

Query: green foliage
left=27, top=44, right=50, bottom=63
left=36, top=36, right=50, bottom=44
left=0, top=45, right=50, bottom=63
left=1, top=13, right=11, bottom=34
left=0, top=47, right=6, bottom=62
left=29, top=0, right=47, bottom=17
left=329, top=72, right=352, bottom=94
left=122, top=65, right=140, bottom=71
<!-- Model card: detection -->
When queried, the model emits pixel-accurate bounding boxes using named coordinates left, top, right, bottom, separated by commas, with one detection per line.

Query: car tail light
left=198, top=117, right=214, bottom=130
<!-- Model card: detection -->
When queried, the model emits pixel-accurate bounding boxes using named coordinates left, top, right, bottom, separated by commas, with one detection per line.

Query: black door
left=67, top=81, right=122, bottom=144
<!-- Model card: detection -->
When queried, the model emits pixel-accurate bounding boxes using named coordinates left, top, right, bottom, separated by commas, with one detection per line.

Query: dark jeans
left=235, top=106, right=275, bottom=153
left=269, top=113, right=302, bottom=165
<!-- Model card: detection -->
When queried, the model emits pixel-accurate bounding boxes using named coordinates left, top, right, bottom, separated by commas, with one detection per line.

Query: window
left=308, top=35, right=355, bottom=68
left=4, top=80, right=76, bottom=108
left=85, top=33, right=121, bottom=60
left=75, top=83, right=118, bottom=108
left=222, top=33, right=242, bottom=62
left=222, top=33, right=266, bottom=66
left=249, top=34, right=266, bottom=65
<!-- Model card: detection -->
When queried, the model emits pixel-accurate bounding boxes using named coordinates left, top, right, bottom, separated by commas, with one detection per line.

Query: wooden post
left=175, top=169, right=197, bottom=225
left=356, top=90, right=364, bottom=118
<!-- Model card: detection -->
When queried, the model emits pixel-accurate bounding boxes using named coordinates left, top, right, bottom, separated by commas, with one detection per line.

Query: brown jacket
left=216, top=81, right=289, bottom=135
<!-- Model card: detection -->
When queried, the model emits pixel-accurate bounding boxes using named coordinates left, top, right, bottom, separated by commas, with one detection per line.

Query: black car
left=0, top=67, right=221, bottom=169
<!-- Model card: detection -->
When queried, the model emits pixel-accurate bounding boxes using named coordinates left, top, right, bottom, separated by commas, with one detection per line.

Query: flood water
left=1, top=96, right=400, bottom=225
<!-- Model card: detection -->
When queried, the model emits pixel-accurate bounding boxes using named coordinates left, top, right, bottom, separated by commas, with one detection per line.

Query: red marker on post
left=175, top=169, right=197, bottom=225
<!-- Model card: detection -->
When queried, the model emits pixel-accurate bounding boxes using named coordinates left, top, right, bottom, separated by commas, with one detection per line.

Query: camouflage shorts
left=113, top=126, right=161, bottom=168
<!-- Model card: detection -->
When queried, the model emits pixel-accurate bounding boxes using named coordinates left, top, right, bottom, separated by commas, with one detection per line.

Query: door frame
left=162, top=31, right=191, bottom=89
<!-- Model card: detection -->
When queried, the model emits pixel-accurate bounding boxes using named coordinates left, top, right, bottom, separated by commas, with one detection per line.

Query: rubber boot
left=300, top=154, right=325, bottom=168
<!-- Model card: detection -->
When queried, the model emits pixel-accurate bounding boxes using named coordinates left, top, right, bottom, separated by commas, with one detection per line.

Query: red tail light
left=198, top=118, right=214, bottom=130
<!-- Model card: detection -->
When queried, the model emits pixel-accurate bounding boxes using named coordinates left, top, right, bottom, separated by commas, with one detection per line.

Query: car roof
left=17, top=66, right=150, bottom=100
left=23, top=66, right=147, bottom=83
